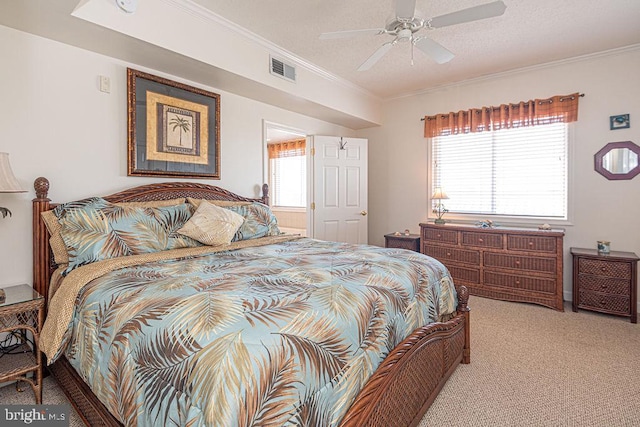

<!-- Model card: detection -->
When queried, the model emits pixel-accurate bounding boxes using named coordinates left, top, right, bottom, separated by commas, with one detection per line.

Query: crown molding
left=161, top=0, right=378, bottom=100
left=389, top=43, right=640, bottom=101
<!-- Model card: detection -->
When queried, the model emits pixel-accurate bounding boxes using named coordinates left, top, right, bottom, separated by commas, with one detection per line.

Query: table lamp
left=431, top=187, right=449, bottom=224
left=0, top=152, right=26, bottom=218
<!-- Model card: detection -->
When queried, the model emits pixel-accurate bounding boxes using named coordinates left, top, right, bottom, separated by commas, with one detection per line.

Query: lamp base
left=434, top=218, right=446, bottom=224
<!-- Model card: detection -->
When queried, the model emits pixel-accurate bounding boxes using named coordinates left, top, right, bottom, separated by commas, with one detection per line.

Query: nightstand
left=571, top=248, right=639, bottom=323
left=0, top=284, right=44, bottom=403
left=384, top=233, right=420, bottom=252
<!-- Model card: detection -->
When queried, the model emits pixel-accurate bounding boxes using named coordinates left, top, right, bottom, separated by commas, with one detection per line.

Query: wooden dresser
left=571, top=248, right=638, bottom=323
left=420, top=223, right=564, bottom=311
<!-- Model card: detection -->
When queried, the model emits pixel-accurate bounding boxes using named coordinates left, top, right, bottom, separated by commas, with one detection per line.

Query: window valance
left=423, top=93, right=581, bottom=138
left=267, top=139, right=306, bottom=159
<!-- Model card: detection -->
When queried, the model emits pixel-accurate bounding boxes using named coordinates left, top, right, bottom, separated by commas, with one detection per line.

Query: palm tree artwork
left=169, top=114, right=191, bottom=147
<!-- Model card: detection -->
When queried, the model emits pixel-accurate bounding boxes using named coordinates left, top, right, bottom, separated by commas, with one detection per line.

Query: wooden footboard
left=33, top=177, right=470, bottom=427
left=340, top=286, right=470, bottom=427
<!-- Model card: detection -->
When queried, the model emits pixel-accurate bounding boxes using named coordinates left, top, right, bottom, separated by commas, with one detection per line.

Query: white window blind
left=270, top=156, right=306, bottom=207
left=432, top=123, right=568, bottom=219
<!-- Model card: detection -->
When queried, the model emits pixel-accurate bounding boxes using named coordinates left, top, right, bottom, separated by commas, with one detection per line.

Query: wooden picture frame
left=127, top=68, right=220, bottom=179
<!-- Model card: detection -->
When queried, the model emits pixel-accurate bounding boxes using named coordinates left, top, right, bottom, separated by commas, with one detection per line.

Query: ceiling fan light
left=398, top=28, right=412, bottom=41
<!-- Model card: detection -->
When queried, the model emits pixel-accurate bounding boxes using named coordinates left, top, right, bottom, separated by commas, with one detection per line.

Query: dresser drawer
left=577, top=259, right=631, bottom=279
left=577, top=274, right=630, bottom=295
left=444, top=264, right=481, bottom=285
left=484, top=253, right=556, bottom=274
left=507, top=235, right=557, bottom=253
left=424, top=245, right=480, bottom=266
left=461, top=232, right=502, bottom=249
left=578, top=290, right=630, bottom=315
left=484, top=271, right=557, bottom=294
left=423, top=228, right=458, bottom=245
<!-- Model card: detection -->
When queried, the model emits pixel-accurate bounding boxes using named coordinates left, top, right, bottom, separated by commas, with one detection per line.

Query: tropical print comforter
left=58, top=237, right=457, bottom=426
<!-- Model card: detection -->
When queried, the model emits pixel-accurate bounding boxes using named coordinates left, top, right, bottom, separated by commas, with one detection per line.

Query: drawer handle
left=446, top=252, right=451, bottom=257
left=528, top=241, right=534, bottom=246
left=515, top=260, right=521, bottom=266
left=601, top=284, right=608, bottom=289
left=478, top=238, right=484, bottom=243
left=437, top=234, right=442, bottom=238
left=601, top=267, right=607, bottom=272
left=600, top=300, right=607, bottom=306
left=515, top=280, right=521, bottom=285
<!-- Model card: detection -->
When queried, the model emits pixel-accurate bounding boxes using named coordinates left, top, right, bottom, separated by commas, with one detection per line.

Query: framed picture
left=127, top=68, right=220, bottom=178
left=609, top=114, right=630, bottom=130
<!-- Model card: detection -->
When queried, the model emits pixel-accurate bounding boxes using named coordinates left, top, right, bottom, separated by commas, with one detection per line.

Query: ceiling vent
left=270, top=56, right=296, bottom=82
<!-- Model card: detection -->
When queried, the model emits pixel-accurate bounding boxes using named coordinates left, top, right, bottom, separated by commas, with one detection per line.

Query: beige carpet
left=420, top=296, right=640, bottom=427
left=1, top=296, right=638, bottom=427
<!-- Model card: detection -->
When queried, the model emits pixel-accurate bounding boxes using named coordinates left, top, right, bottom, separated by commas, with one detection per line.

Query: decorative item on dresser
left=431, top=187, right=449, bottom=224
left=420, top=222, right=565, bottom=311
left=571, top=248, right=638, bottom=323
left=384, top=232, right=420, bottom=252
left=0, top=284, right=44, bottom=403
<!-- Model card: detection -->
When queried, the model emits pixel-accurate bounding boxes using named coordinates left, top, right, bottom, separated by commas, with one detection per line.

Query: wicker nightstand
left=0, top=284, right=44, bottom=403
left=571, top=248, right=639, bottom=323
left=385, top=233, right=420, bottom=252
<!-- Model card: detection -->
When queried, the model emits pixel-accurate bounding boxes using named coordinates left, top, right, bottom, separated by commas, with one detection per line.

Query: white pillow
left=177, top=200, right=244, bottom=246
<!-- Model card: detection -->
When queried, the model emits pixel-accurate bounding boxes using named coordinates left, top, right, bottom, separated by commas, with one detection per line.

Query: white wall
left=0, top=25, right=353, bottom=286
left=359, top=47, right=640, bottom=302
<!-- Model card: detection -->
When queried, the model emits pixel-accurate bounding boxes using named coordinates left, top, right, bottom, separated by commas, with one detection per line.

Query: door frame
left=262, top=120, right=309, bottom=234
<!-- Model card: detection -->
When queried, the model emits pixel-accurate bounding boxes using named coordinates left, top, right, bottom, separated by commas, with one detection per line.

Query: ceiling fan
left=319, top=0, right=507, bottom=71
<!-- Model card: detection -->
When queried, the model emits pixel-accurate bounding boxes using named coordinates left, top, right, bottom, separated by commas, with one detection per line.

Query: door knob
left=360, top=210, right=368, bottom=216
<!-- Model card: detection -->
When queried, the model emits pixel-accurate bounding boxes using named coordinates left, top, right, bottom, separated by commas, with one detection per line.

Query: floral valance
left=267, top=139, right=306, bottom=159
left=423, top=93, right=581, bottom=138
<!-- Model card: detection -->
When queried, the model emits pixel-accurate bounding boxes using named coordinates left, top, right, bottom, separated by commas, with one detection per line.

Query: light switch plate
left=99, top=75, right=111, bottom=93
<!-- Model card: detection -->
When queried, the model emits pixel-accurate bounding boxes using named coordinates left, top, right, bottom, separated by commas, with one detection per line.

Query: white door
left=308, top=136, right=368, bottom=244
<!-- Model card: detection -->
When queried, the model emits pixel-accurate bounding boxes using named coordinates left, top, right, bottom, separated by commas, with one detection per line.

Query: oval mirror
left=594, top=141, right=640, bottom=180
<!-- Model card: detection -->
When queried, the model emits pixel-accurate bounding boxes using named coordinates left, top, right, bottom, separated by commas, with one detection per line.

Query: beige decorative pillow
left=40, top=198, right=185, bottom=265
left=41, top=210, right=69, bottom=265
left=177, top=200, right=245, bottom=246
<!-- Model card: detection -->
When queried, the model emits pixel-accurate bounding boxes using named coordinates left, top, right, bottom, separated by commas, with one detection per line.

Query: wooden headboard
left=32, top=177, right=269, bottom=308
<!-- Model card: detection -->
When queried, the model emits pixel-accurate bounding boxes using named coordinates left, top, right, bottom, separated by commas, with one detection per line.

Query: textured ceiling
left=194, top=0, right=640, bottom=99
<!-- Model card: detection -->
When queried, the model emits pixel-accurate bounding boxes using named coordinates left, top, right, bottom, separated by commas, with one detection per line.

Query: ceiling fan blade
left=358, top=42, right=395, bottom=71
left=428, top=0, right=506, bottom=28
left=396, top=0, right=417, bottom=20
left=319, top=28, right=385, bottom=39
left=414, top=37, right=455, bottom=64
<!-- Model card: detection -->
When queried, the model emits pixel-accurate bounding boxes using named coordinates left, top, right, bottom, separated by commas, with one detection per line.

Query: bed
left=32, top=177, right=470, bottom=427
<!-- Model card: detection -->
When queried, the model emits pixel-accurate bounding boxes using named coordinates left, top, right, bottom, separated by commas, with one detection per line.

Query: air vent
left=270, top=56, right=296, bottom=82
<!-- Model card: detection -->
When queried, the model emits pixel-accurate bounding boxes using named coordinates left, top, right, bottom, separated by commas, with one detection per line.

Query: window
left=432, top=123, right=568, bottom=219
left=268, top=140, right=306, bottom=208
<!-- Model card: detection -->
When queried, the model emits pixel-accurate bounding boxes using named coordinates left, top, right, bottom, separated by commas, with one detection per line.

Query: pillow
left=177, top=200, right=245, bottom=246
left=53, top=197, right=202, bottom=274
left=186, top=198, right=280, bottom=241
left=226, top=202, right=281, bottom=241
left=41, top=210, right=70, bottom=265
left=41, top=198, right=185, bottom=266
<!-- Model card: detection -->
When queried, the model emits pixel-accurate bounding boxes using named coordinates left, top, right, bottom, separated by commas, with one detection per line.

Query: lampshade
left=0, top=153, right=26, bottom=193
left=431, top=187, right=449, bottom=200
